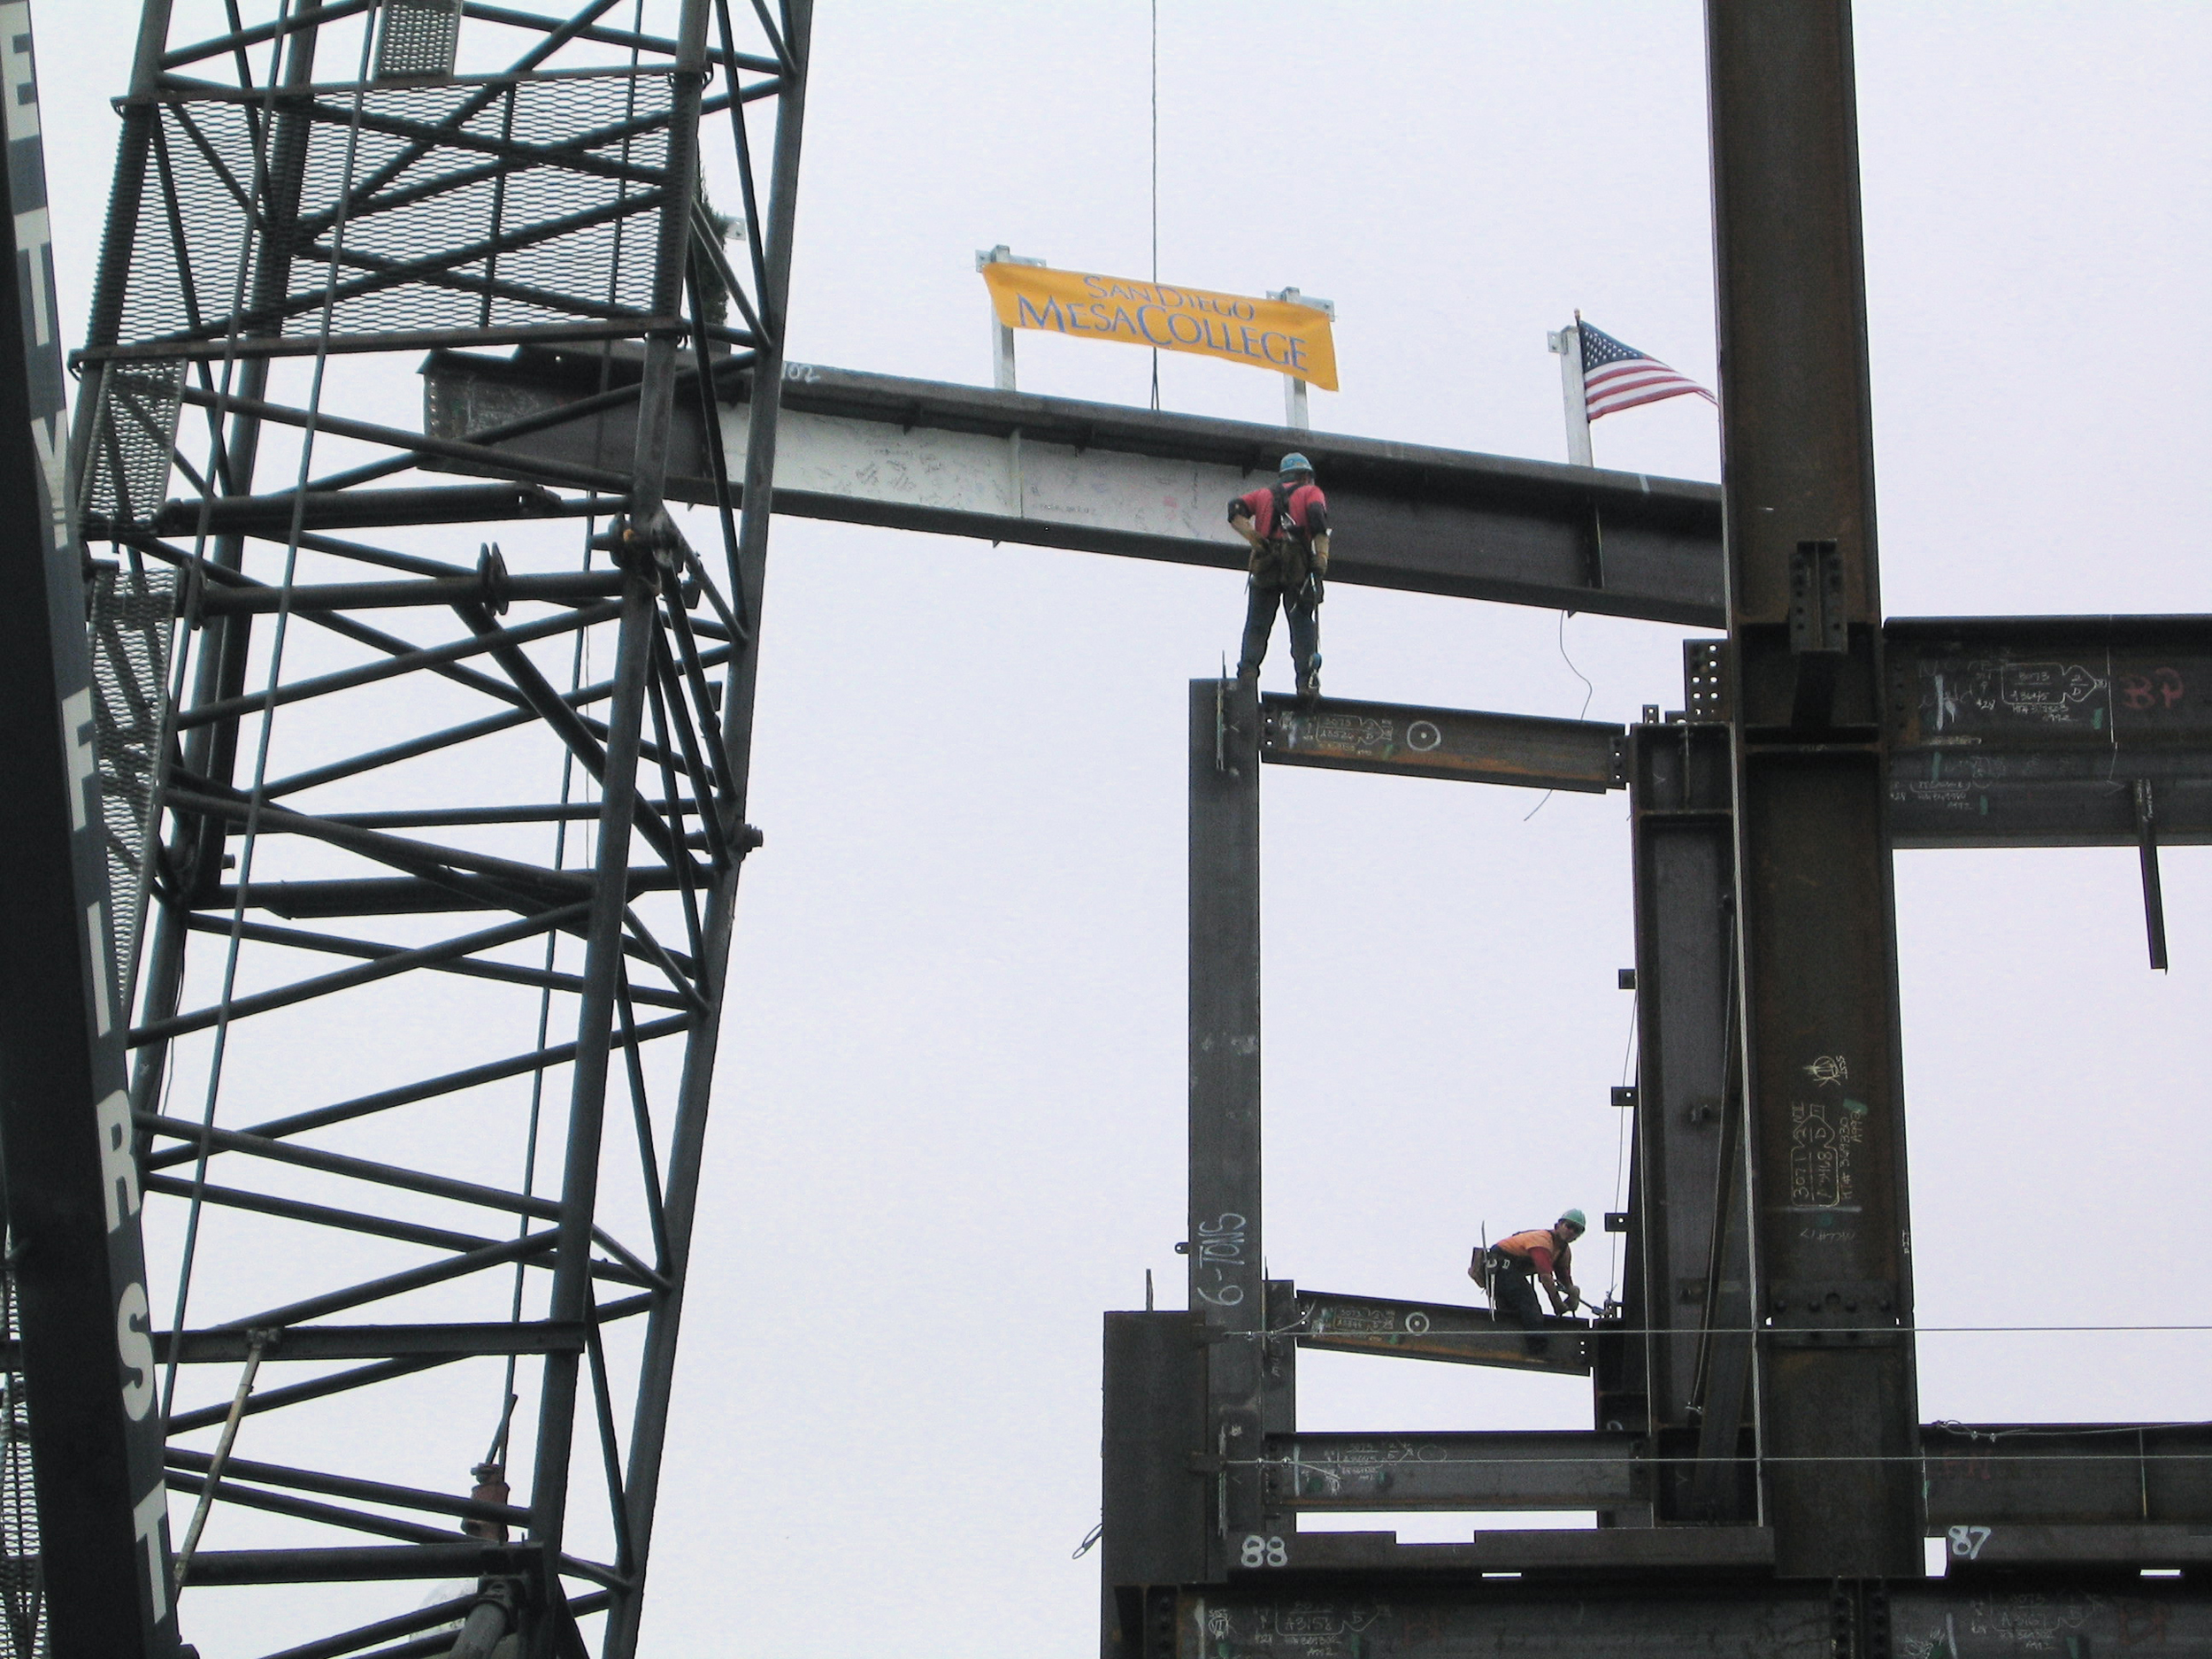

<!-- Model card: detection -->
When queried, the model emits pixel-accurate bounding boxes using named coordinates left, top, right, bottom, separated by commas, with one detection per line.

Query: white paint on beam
left=723, top=402, right=1257, bottom=551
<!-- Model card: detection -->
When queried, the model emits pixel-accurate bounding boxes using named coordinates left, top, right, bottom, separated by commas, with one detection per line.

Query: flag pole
left=1548, top=311, right=1594, bottom=466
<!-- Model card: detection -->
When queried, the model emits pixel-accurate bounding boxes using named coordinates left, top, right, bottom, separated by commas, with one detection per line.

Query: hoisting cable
left=163, top=3, right=381, bottom=1422
left=1148, top=0, right=1160, bottom=411
left=1523, top=610, right=1595, bottom=822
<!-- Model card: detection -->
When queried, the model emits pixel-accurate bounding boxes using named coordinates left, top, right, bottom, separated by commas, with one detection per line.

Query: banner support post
left=1270, top=287, right=1334, bottom=432
left=976, top=244, right=1045, bottom=390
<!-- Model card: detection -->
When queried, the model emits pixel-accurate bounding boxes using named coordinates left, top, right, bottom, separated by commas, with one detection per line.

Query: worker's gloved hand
left=1561, top=1284, right=1581, bottom=1312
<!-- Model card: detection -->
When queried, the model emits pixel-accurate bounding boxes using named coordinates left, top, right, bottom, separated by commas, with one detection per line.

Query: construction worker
left=1473, top=1210, right=1587, bottom=1351
left=1228, top=453, right=1331, bottom=705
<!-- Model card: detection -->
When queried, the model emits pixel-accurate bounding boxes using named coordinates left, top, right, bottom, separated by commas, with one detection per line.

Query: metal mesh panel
left=375, top=0, right=462, bottom=80
left=0, top=1263, right=43, bottom=1659
left=106, top=71, right=672, bottom=355
left=87, top=566, right=174, bottom=1011
left=79, top=365, right=182, bottom=528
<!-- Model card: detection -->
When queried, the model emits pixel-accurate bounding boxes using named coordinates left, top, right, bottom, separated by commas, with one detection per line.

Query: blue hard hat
left=1279, top=452, right=1313, bottom=475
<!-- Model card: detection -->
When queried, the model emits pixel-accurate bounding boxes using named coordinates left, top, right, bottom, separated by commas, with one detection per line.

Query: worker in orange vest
left=1473, top=1210, right=1587, bottom=1350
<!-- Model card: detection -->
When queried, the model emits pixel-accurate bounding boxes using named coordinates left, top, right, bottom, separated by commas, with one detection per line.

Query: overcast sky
left=30, top=3, right=2212, bottom=1653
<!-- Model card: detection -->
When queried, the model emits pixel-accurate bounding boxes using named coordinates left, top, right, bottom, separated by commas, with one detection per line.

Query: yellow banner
left=981, top=263, right=1338, bottom=392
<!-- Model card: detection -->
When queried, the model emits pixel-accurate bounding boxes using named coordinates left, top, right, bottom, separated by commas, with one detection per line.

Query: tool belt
left=1481, top=1245, right=1533, bottom=1280
left=1249, top=534, right=1313, bottom=589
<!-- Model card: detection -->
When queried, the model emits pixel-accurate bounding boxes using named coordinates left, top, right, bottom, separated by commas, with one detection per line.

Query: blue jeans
left=1238, top=578, right=1318, bottom=681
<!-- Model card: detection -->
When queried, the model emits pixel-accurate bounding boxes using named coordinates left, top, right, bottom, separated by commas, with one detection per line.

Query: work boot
left=1297, top=657, right=1322, bottom=708
left=1234, top=662, right=1259, bottom=688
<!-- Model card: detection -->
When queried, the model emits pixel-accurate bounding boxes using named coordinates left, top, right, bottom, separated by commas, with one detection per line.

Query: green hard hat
left=1279, top=452, right=1313, bottom=475
left=1558, top=1208, right=1588, bottom=1231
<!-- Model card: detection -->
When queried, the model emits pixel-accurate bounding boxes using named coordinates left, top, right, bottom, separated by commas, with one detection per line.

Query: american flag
left=1578, top=322, right=1716, bottom=420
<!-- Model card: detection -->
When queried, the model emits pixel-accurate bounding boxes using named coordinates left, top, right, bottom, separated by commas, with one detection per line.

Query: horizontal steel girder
left=1170, top=1582, right=2212, bottom=1659
left=1292, top=1290, right=1592, bottom=1377
left=1236, top=1420, right=2212, bottom=1530
left=1262, top=1431, right=1643, bottom=1512
left=1924, top=1420, right=2212, bottom=1530
left=1258, top=695, right=1625, bottom=791
left=421, top=348, right=1727, bottom=625
left=1218, top=1526, right=1776, bottom=1577
left=1886, top=616, right=2212, bottom=847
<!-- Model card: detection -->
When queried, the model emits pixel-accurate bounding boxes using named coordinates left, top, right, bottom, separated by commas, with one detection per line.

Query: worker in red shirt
left=1228, top=452, right=1331, bottom=705
left=1473, top=1209, right=1587, bottom=1352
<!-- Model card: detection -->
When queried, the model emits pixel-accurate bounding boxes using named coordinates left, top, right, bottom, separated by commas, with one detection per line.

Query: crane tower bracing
left=4, top=2, right=810, bottom=1654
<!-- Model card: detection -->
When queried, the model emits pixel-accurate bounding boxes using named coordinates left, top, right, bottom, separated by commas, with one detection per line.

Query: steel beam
left=1171, top=1582, right=2212, bottom=1659
left=1708, top=0, right=1921, bottom=1576
left=424, top=350, right=1727, bottom=624
left=1886, top=616, right=2212, bottom=847
left=1292, top=1289, right=1591, bottom=1377
left=1258, top=695, right=1625, bottom=792
left=1233, top=1526, right=1776, bottom=1577
left=1263, top=1431, right=1642, bottom=1513
left=1923, top=1421, right=2212, bottom=1530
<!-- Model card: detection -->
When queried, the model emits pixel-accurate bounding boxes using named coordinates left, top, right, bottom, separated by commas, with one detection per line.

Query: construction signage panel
left=0, top=1, right=181, bottom=1651
left=980, top=261, right=1339, bottom=389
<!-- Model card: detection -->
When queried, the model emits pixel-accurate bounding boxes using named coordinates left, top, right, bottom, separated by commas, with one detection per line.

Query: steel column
left=1706, top=0, right=1921, bottom=1576
left=1187, top=677, right=1266, bottom=1577
left=1624, top=721, right=1755, bottom=1521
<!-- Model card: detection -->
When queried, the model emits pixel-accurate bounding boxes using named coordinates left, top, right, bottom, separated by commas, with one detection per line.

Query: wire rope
left=1521, top=611, right=1595, bottom=824
left=155, top=0, right=339, bottom=1420
left=165, top=3, right=383, bottom=1422
left=1148, top=0, right=1159, bottom=411
left=491, top=0, right=652, bottom=1462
